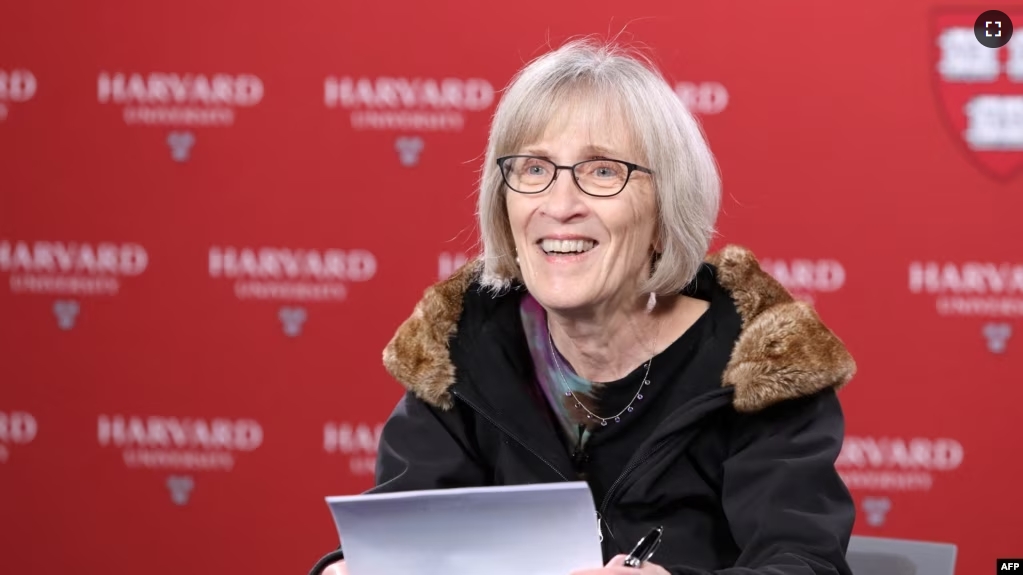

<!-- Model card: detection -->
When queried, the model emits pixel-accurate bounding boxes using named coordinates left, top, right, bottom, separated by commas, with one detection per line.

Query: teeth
left=541, top=239, right=596, bottom=254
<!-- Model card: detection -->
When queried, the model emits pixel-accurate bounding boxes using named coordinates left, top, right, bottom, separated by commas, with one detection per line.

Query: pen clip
left=623, top=526, right=663, bottom=568
left=642, top=537, right=662, bottom=562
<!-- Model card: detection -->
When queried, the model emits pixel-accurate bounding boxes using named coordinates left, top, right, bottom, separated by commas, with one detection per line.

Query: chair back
left=847, top=535, right=957, bottom=575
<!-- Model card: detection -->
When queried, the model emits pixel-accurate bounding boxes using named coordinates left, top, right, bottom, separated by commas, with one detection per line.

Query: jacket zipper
left=596, top=391, right=734, bottom=537
left=597, top=439, right=666, bottom=519
left=452, top=390, right=568, bottom=481
left=453, top=391, right=611, bottom=544
left=452, top=388, right=728, bottom=549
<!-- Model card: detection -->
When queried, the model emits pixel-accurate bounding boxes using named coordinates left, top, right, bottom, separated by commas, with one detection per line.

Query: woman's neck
left=547, top=294, right=708, bottom=383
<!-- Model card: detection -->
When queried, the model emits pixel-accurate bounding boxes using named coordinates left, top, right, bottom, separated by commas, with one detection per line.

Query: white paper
left=326, top=481, right=604, bottom=575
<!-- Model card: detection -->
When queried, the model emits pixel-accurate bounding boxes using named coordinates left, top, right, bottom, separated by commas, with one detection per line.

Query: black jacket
left=327, top=245, right=857, bottom=575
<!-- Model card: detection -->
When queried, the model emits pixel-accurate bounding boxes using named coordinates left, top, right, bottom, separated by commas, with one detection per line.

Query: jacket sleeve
left=667, top=388, right=855, bottom=575
left=321, top=390, right=489, bottom=568
left=368, top=389, right=490, bottom=493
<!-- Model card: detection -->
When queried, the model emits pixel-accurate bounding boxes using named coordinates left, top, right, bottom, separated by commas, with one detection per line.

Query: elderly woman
left=314, top=38, right=856, bottom=575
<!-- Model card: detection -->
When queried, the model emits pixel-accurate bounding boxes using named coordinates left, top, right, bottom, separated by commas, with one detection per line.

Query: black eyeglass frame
left=495, top=155, right=654, bottom=198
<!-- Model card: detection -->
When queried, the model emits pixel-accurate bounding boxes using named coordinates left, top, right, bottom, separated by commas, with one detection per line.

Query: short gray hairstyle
left=477, top=38, right=722, bottom=296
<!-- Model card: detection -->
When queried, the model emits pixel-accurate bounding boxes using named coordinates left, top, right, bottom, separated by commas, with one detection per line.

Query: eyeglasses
left=496, top=155, right=653, bottom=198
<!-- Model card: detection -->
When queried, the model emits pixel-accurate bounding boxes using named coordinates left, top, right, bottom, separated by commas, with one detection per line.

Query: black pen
left=623, top=526, right=664, bottom=568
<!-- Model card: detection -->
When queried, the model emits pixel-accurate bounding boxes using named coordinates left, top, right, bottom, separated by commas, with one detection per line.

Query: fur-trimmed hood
left=382, top=245, right=856, bottom=413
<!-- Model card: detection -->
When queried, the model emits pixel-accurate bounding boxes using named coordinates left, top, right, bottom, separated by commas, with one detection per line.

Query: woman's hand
left=571, top=554, right=671, bottom=575
left=323, top=560, right=349, bottom=575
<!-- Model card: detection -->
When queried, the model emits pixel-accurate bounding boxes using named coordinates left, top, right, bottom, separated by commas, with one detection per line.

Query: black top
left=564, top=305, right=714, bottom=507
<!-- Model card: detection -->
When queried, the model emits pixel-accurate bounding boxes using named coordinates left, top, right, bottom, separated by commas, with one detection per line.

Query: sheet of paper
left=326, top=481, right=605, bottom=575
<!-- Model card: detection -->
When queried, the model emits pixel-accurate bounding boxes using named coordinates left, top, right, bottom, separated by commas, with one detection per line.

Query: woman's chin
left=529, top=286, right=599, bottom=314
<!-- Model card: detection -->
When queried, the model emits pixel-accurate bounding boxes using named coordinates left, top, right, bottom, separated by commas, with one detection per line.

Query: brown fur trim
left=383, top=245, right=855, bottom=412
left=708, top=245, right=856, bottom=411
left=380, top=258, right=481, bottom=410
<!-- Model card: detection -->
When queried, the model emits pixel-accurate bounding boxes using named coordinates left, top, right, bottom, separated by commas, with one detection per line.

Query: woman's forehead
left=517, top=91, right=640, bottom=160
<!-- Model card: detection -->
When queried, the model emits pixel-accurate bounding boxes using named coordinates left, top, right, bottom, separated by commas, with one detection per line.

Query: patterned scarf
left=520, top=292, right=594, bottom=447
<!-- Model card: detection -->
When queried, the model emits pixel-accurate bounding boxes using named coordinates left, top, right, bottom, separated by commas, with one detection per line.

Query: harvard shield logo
left=932, top=8, right=1023, bottom=181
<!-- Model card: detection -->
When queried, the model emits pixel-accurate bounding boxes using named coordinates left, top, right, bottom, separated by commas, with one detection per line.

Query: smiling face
left=505, top=94, right=659, bottom=315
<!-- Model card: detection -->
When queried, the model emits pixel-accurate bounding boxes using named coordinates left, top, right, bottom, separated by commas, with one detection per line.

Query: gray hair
left=477, top=37, right=722, bottom=296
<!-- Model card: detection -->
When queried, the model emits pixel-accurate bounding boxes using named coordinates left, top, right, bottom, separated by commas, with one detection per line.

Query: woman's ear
left=651, top=224, right=664, bottom=254
left=649, top=249, right=662, bottom=278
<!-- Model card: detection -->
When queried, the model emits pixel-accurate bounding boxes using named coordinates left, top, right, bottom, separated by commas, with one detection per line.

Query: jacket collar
left=381, top=244, right=856, bottom=413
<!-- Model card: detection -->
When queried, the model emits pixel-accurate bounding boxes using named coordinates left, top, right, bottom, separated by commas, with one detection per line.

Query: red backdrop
left=1, top=1, right=1021, bottom=573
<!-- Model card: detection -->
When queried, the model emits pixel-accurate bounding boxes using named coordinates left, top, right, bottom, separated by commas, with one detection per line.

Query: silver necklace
left=546, top=319, right=653, bottom=427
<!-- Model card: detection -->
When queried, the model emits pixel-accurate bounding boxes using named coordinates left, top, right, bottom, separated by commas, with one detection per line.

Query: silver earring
left=646, top=292, right=657, bottom=312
